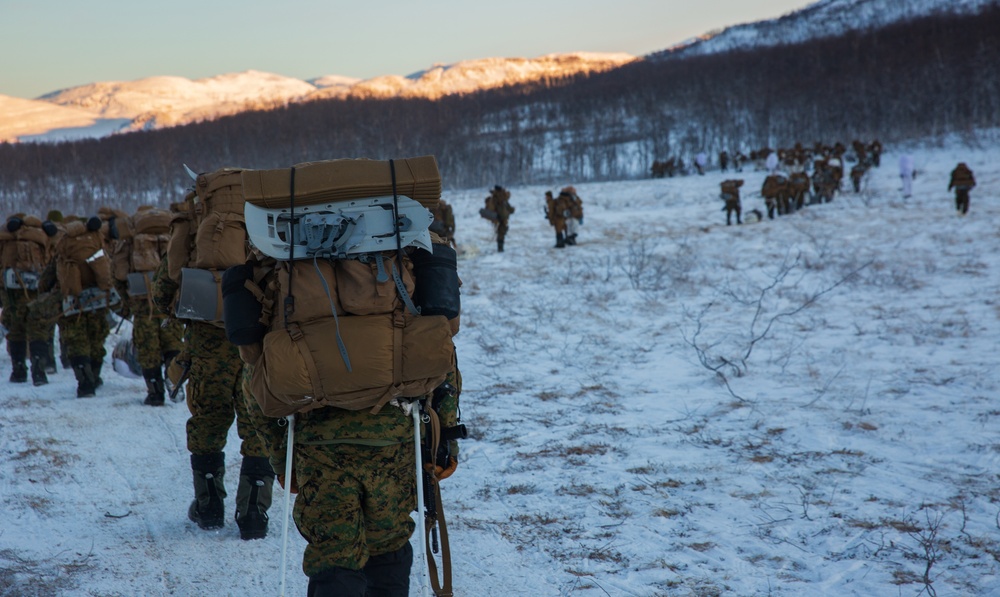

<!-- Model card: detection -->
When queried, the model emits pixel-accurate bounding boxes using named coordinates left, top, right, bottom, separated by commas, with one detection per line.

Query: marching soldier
left=1, top=214, right=59, bottom=385
left=480, top=185, right=514, bottom=252
left=429, top=198, right=457, bottom=248
left=948, top=162, right=976, bottom=215
left=720, top=180, right=744, bottom=225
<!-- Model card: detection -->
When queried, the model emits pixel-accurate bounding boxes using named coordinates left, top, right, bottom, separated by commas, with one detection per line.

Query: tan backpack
left=55, top=218, right=113, bottom=298
left=2, top=215, right=55, bottom=290
left=224, top=156, right=458, bottom=417
left=167, top=169, right=249, bottom=324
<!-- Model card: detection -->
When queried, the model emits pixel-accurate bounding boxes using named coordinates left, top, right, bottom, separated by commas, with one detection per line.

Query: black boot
left=91, top=357, right=104, bottom=389
left=566, top=233, right=577, bottom=246
left=189, top=452, right=226, bottom=530
left=70, top=356, right=96, bottom=398
left=555, top=232, right=565, bottom=248
left=235, top=456, right=275, bottom=540
left=29, top=340, right=49, bottom=386
left=363, top=543, right=413, bottom=597
left=307, top=567, right=367, bottom=597
left=8, top=340, right=28, bottom=383
left=497, top=238, right=504, bottom=253
left=142, top=367, right=165, bottom=406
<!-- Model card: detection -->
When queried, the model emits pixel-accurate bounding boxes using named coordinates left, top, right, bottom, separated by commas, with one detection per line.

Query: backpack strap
left=386, top=255, right=420, bottom=316
left=285, top=322, right=325, bottom=401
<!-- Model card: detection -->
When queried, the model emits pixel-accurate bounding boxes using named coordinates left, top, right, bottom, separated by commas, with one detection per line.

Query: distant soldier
left=732, top=151, right=746, bottom=173
left=789, top=171, right=811, bottom=210
left=765, top=150, right=779, bottom=175
left=898, top=154, right=915, bottom=198
left=826, top=153, right=845, bottom=192
left=110, top=205, right=184, bottom=406
left=719, top=151, right=730, bottom=173
left=650, top=160, right=666, bottom=179
left=719, top=179, right=744, bottom=225
left=559, top=187, right=583, bottom=246
left=1, top=214, right=59, bottom=385
left=761, top=174, right=791, bottom=219
left=812, top=161, right=838, bottom=204
left=869, top=139, right=883, bottom=167
left=695, top=152, right=708, bottom=175
left=850, top=163, right=868, bottom=193
left=544, top=191, right=567, bottom=248
left=37, top=213, right=117, bottom=397
left=429, top=198, right=457, bottom=248
left=852, top=140, right=869, bottom=166
left=664, top=157, right=677, bottom=178
left=480, top=185, right=514, bottom=252
left=948, top=162, right=976, bottom=215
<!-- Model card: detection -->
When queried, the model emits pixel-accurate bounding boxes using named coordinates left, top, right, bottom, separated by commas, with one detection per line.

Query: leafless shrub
left=682, top=252, right=870, bottom=401
left=618, top=236, right=671, bottom=291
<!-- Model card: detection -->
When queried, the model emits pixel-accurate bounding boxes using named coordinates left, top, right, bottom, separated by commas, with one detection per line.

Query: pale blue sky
left=0, top=0, right=810, bottom=99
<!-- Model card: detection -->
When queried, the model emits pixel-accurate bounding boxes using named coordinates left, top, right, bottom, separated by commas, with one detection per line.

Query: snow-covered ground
left=1, top=140, right=998, bottom=596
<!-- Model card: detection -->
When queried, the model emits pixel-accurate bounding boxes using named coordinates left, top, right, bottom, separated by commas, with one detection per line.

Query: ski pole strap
left=425, top=480, right=453, bottom=597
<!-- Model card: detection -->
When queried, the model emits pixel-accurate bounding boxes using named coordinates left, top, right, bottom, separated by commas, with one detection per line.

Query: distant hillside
left=653, top=0, right=996, bottom=59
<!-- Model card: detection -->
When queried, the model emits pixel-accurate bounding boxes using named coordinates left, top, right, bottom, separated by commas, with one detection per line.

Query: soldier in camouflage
left=35, top=215, right=113, bottom=397
left=2, top=214, right=59, bottom=385
left=243, top=363, right=461, bottom=597
left=151, top=255, right=275, bottom=540
left=429, top=198, right=456, bottom=248
left=481, top=185, right=514, bottom=253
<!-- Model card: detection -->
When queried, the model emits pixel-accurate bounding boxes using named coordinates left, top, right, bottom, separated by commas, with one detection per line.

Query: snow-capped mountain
left=38, top=71, right=317, bottom=132
left=310, top=52, right=637, bottom=100
left=655, top=0, right=995, bottom=59
left=0, top=53, right=636, bottom=143
left=0, top=95, right=131, bottom=143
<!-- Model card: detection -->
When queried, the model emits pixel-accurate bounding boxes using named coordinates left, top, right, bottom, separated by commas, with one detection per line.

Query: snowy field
left=1, top=140, right=999, bottom=596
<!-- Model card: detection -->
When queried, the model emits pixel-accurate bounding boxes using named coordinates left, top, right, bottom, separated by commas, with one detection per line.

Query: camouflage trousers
left=294, top=441, right=416, bottom=577
left=2, top=289, right=53, bottom=344
left=186, top=322, right=266, bottom=457
left=60, top=309, right=110, bottom=361
left=131, top=313, right=184, bottom=369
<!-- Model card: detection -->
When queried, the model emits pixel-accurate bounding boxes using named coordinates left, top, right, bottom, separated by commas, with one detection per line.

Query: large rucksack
left=111, top=206, right=172, bottom=296
left=223, top=155, right=459, bottom=417
left=166, top=169, right=249, bottom=325
left=1, top=215, right=57, bottom=290
left=55, top=217, right=119, bottom=314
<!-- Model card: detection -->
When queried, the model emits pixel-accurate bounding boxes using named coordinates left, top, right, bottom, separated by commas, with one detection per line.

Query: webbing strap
left=311, top=256, right=351, bottom=372
left=425, top=480, right=453, bottom=597
left=287, top=323, right=325, bottom=399
left=390, top=258, right=420, bottom=316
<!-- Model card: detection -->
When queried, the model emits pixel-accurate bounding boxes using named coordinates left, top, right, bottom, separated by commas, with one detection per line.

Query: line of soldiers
left=1, top=207, right=184, bottom=401
left=714, top=139, right=886, bottom=224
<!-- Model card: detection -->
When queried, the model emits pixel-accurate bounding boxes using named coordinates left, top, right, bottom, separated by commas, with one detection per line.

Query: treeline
left=1, top=5, right=998, bottom=216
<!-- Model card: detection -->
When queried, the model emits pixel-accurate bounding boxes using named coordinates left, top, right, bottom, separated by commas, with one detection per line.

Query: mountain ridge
left=2, top=52, right=636, bottom=143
